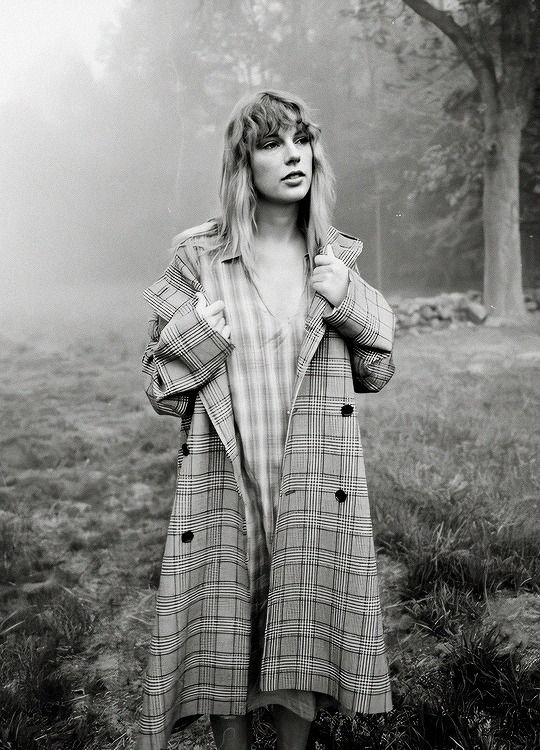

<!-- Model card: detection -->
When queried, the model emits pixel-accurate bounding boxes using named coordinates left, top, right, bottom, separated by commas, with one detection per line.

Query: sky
left=0, top=0, right=126, bottom=102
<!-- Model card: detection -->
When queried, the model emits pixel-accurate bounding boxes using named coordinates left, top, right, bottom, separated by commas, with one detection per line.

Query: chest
left=259, top=267, right=304, bottom=317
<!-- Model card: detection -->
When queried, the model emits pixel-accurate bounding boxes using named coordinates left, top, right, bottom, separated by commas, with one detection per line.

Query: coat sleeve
left=141, top=240, right=235, bottom=418
left=322, top=268, right=396, bottom=393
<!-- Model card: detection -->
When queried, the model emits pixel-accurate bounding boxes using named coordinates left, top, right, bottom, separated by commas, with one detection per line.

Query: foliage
left=345, top=0, right=540, bottom=292
left=314, top=624, right=540, bottom=749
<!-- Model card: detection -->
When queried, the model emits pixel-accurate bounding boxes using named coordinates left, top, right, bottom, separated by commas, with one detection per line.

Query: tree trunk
left=364, top=41, right=384, bottom=291
left=374, top=167, right=383, bottom=291
left=482, top=107, right=526, bottom=319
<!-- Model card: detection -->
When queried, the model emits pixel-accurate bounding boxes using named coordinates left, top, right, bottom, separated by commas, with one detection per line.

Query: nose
left=284, top=140, right=300, bottom=164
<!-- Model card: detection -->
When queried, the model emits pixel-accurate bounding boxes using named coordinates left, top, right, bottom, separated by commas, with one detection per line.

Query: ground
left=0, top=307, right=538, bottom=749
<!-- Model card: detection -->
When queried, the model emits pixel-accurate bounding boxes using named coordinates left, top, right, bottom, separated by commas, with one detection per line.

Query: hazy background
left=1, top=0, right=539, bottom=344
left=1, top=5, right=539, bottom=747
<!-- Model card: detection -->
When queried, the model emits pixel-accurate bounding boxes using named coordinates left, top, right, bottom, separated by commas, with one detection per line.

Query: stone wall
left=391, top=288, right=540, bottom=336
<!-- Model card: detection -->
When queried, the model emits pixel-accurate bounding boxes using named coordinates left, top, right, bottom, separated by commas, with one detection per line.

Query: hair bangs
left=243, top=95, right=318, bottom=151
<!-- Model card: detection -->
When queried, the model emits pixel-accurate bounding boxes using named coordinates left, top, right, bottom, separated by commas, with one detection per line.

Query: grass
left=0, top=313, right=539, bottom=749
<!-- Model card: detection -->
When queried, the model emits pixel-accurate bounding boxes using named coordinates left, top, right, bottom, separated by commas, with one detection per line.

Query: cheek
left=303, top=148, right=314, bottom=177
left=251, top=156, right=271, bottom=190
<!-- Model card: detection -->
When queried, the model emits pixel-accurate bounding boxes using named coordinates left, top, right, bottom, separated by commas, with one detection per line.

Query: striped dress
left=222, top=251, right=353, bottom=721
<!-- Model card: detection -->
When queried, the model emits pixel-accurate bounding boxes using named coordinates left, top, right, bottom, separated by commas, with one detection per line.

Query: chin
left=279, top=186, right=311, bottom=203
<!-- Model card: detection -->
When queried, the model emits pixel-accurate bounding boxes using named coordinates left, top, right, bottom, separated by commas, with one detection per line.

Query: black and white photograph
left=1, top=2, right=539, bottom=749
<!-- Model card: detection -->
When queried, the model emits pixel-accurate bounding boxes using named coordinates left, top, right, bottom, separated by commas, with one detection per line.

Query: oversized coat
left=137, top=225, right=396, bottom=750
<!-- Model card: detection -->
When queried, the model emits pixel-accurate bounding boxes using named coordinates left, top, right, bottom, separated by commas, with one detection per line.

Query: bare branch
left=401, top=0, right=499, bottom=125
left=401, top=0, right=494, bottom=81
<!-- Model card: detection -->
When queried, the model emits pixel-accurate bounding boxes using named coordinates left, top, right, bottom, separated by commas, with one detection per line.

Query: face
left=250, top=124, right=313, bottom=205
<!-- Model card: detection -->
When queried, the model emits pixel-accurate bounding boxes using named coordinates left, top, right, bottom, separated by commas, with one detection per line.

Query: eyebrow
left=259, top=127, right=308, bottom=141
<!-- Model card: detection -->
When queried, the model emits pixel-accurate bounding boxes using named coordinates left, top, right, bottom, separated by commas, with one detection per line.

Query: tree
left=400, top=0, right=539, bottom=318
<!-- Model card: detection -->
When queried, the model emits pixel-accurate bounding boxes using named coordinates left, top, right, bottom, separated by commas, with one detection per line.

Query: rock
left=448, top=292, right=466, bottom=305
left=391, top=288, right=538, bottom=335
left=419, top=304, right=438, bottom=320
left=464, top=301, right=488, bottom=323
left=437, top=304, right=455, bottom=321
left=404, top=301, right=420, bottom=315
left=397, top=313, right=412, bottom=328
left=431, top=318, right=450, bottom=330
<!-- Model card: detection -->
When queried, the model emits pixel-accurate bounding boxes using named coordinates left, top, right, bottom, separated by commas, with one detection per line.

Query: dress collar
left=220, top=247, right=310, bottom=263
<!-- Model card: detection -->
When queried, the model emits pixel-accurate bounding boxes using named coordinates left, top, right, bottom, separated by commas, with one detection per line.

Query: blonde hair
left=195, top=89, right=335, bottom=274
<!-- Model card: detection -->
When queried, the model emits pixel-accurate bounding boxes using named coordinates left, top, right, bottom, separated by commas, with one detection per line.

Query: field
left=1, top=302, right=539, bottom=750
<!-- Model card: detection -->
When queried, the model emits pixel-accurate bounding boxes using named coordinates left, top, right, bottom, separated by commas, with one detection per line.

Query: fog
left=1, top=0, right=537, bottom=343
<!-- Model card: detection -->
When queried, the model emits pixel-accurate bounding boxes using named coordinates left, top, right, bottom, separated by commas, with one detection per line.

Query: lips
left=282, top=171, right=305, bottom=180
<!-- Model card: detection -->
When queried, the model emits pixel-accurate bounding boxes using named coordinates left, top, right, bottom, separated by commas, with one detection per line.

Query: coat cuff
left=321, top=270, right=394, bottom=352
left=153, top=306, right=234, bottom=393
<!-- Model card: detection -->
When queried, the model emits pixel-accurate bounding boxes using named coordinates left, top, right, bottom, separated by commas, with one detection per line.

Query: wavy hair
left=195, top=90, right=335, bottom=274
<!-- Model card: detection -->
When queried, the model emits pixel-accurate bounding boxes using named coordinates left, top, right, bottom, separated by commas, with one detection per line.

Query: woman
left=138, top=90, right=396, bottom=750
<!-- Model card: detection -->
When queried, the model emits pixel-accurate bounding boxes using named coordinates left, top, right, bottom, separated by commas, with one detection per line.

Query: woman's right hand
left=193, top=292, right=231, bottom=340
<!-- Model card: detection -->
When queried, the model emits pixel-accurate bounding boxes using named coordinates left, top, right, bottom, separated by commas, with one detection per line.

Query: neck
left=253, top=199, right=302, bottom=250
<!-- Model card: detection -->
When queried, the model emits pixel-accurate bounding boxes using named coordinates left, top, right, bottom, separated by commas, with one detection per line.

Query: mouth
left=282, top=171, right=305, bottom=181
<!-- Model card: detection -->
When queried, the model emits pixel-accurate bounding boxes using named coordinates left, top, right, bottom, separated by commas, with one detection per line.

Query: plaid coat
left=138, top=226, right=396, bottom=749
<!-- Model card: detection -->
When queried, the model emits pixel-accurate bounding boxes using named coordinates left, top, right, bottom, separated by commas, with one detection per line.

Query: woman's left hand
left=311, top=245, right=349, bottom=308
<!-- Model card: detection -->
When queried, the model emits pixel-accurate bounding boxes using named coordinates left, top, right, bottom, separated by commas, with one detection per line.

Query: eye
left=295, top=135, right=309, bottom=145
left=261, top=140, right=279, bottom=149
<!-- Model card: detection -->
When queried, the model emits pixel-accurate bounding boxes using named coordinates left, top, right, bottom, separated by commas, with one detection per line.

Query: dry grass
left=0, top=313, right=539, bottom=749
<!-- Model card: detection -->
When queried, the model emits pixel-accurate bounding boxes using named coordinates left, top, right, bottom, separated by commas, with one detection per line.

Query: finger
left=314, top=254, right=334, bottom=266
left=195, top=292, right=207, bottom=309
left=205, top=300, right=226, bottom=315
left=311, top=266, right=331, bottom=279
left=326, top=244, right=335, bottom=258
left=214, top=316, right=225, bottom=332
left=221, top=324, right=231, bottom=340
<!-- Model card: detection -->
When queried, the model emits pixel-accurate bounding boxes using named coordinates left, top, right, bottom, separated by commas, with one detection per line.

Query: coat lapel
left=291, top=228, right=363, bottom=407
left=144, top=263, right=242, bottom=479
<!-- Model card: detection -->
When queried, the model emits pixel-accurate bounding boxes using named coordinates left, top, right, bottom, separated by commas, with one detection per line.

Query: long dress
left=222, top=251, right=354, bottom=722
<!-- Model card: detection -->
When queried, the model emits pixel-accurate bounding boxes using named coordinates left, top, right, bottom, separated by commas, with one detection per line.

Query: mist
left=1, top=0, right=538, bottom=343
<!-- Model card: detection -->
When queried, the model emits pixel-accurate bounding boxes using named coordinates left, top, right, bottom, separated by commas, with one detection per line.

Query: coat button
left=341, top=404, right=354, bottom=416
left=181, top=443, right=190, bottom=456
left=335, top=489, right=347, bottom=503
left=181, top=531, right=194, bottom=543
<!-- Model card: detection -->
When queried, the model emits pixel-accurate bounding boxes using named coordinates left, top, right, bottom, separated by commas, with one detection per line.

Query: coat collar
left=145, top=226, right=363, bottom=495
